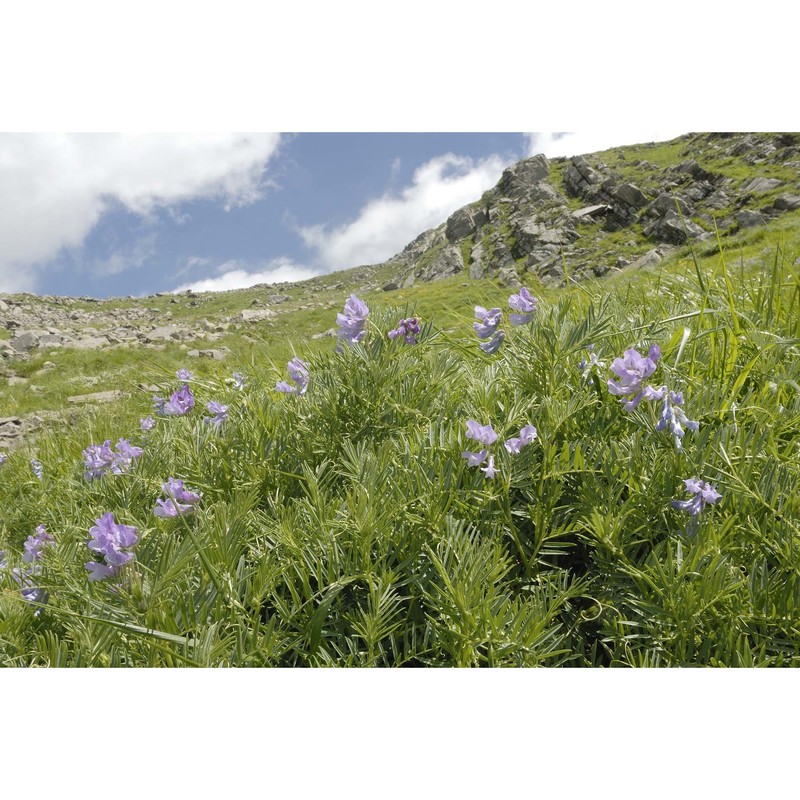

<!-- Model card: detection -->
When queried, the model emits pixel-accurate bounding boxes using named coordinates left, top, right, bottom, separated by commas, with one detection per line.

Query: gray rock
left=67, top=390, right=124, bottom=405
left=469, top=241, right=486, bottom=278
left=65, top=336, right=110, bottom=350
left=514, top=218, right=576, bottom=250
left=649, top=192, right=693, bottom=217
left=741, top=176, right=783, bottom=193
left=499, top=154, right=550, bottom=198
left=615, top=183, right=648, bottom=209
left=312, top=328, right=337, bottom=340
left=416, top=244, right=464, bottom=282
left=772, top=193, right=800, bottom=211
left=564, top=156, right=602, bottom=196
left=497, top=267, right=522, bottom=289
left=269, top=294, right=291, bottom=304
left=572, top=204, right=610, bottom=220
left=8, top=376, right=28, bottom=386
left=145, top=325, right=182, bottom=342
left=11, top=330, right=39, bottom=352
left=187, top=349, right=227, bottom=360
left=735, top=209, right=766, bottom=228
left=382, top=281, right=400, bottom=291
left=240, top=309, right=277, bottom=322
left=445, top=207, right=479, bottom=242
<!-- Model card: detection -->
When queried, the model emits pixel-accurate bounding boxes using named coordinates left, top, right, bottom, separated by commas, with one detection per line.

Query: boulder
left=735, top=209, right=766, bottom=228
left=145, top=325, right=182, bottom=342
left=445, top=207, right=479, bottom=242
left=499, top=154, right=550, bottom=198
left=187, top=349, right=227, bottom=360
left=11, top=330, right=39, bottom=352
left=572, top=204, right=610, bottom=220
left=65, top=336, right=110, bottom=350
left=741, top=177, right=783, bottom=193
left=614, top=183, right=648, bottom=209
left=67, top=390, right=124, bottom=405
left=772, top=193, right=800, bottom=211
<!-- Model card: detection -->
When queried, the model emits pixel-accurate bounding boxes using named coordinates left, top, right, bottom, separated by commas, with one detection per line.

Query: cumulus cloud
left=299, top=152, right=509, bottom=270
left=0, top=133, right=282, bottom=292
left=172, top=257, right=322, bottom=293
left=524, top=131, right=686, bottom=159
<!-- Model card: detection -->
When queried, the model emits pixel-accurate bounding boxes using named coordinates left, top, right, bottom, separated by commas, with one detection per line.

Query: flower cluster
left=153, top=383, right=195, bottom=416
left=336, top=294, right=369, bottom=348
left=232, top=372, right=247, bottom=391
left=462, top=420, right=500, bottom=478
left=648, top=387, right=699, bottom=450
left=607, top=345, right=662, bottom=410
left=85, top=513, right=139, bottom=582
left=607, top=343, right=699, bottom=450
left=31, top=459, right=43, bottom=480
left=0, top=451, right=7, bottom=466
left=276, top=357, right=310, bottom=396
left=7, top=524, right=57, bottom=610
left=388, top=317, right=421, bottom=345
left=671, top=478, right=722, bottom=535
left=154, top=478, right=201, bottom=518
left=504, top=424, right=538, bottom=455
left=508, top=287, right=537, bottom=325
left=205, top=401, right=229, bottom=428
left=176, top=368, right=193, bottom=381
left=23, top=524, right=55, bottom=563
left=140, top=415, right=156, bottom=432
left=474, top=307, right=505, bottom=354
left=82, top=438, right=143, bottom=481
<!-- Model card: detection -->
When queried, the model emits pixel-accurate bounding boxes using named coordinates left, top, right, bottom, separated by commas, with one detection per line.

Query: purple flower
left=461, top=448, right=489, bottom=466
left=336, top=294, right=370, bottom=347
left=83, top=438, right=142, bottom=481
left=473, top=306, right=502, bottom=339
left=176, top=368, right=193, bottom=381
left=653, top=388, right=699, bottom=450
left=0, top=452, right=7, bottom=466
left=465, top=420, right=499, bottom=446
left=480, top=455, right=500, bottom=479
left=388, top=317, right=421, bottom=345
left=276, top=357, right=309, bottom=396
left=505, top=424, right=538, bottom=454
left=462, top=420, right=498, bottom=472
left=31, top=459, right=43, bottom=480
left=205, top=401, right=229, bottom=428
left=112, top=438, right=143, bottom=474
left=86, top=512, right=139, bottom=580
left=83, top=440, right=116, bottom=481
left=232, top=372, right=247, bottom=390
left=671, top=478, right=721, bottom=534
left=22, top=524, right=55, bottom=564
left=85, top=561, right=117, bottom=582
left=140, top=415, right=156, bottom=432
left=607, top=345, right=661, bottom=410
left=508, top=287, right=537, bottom=325
left=154, top=383, right=195, bottom=416
left=154, top=477, right=201, bottom=518
left=479, top=330, right=505, bottom=354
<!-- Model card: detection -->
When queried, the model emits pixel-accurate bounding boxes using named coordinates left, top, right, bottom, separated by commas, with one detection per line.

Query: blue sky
left=0, top=131, right=683, bottom=297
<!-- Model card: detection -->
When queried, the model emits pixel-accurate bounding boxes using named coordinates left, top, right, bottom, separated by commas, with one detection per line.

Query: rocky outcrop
left=378, top=132, right=799, bottom=289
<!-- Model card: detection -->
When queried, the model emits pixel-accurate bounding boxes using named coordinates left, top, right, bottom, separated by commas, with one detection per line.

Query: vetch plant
left=154, top=478, right=202, bottom=518
left=388, top=317, right=421, bottom=344
left=85, top=513, right=139, bottom=582
left=504, top=424, right=538, bottom=455
left=607, top=345, right=661, bottom=410
left=336, top=294, right=369, bottom=348
left=462, top=420, right=499, bottom=477
left=671, top=478, right=721, bottom=535
left=153, top=383, right=195, bottom=416
left=205, top=401, right=229, bottom=428
left=473, top=306, right=504, bottom=354
left=276, top=357, right=309, bottom=395
left=508, top=287, right=538, bottom=325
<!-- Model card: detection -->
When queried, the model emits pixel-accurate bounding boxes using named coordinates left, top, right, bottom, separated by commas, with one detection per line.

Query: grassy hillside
left=1, top=222, right=798, bottom=666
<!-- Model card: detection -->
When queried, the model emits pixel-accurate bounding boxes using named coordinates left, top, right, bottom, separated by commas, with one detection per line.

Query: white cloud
left=524, top=131, right=686, bottom=159
left=299, top=152, right=509, bottom=270
left=172, top=257, right=322, bottom=293
left=0, top=133, right=282, bottom=292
